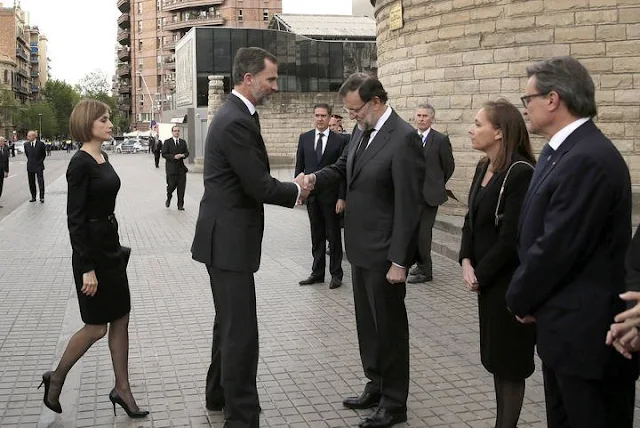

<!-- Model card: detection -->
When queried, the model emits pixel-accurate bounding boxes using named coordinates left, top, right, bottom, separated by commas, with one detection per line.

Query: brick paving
left=0, top=152, right=637, bottom=427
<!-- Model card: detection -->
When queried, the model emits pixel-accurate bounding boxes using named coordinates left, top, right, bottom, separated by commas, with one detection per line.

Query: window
left=138, top=58, right=144, bottom=70
left=238, top=9, right=243, bottom=21
left=157, top=18, right=161, bottom=30
left=138, top=40, right=143, bottom=51
left=263, top=9, right=269, bottom=21
left=137, top=2, right=142, bottom=14
left=139, top=94, right=144, bottom=106
left=137, top=21, right=142, bottom=33
left=156, top=37, right=161, bottom=49
left=3, top=70, right=7, bottom=84
left=157, top=0, right=161, bottom=11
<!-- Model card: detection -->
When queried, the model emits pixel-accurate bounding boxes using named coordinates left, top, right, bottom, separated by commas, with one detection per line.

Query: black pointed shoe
left=358, top=406, right=407, bottom=428
left=342, top=391, right=380, bottom=409
left=299, top=275, right=324, bottom=286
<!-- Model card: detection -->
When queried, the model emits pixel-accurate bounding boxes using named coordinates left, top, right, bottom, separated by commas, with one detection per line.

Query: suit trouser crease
left=28, top=170, right=44, bottom=199
left=307, top=197, right=343, bottom=279
left=352, top=265, right=409, bottom=410
left=154, top=152, right=161, bottom=167
left=0, top=172, right=4, bottom=199
left=166, top=172, right=186, bottom=207
left=206, top=266, right=260, bottom=428
left=416, top=205, right=438, bottom=276
left=542, top=364, right=634, bottom=428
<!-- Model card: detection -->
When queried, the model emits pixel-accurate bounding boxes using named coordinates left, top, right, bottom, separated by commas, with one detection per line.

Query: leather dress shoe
left=29, top=198, right=36, bottom=202
left=329, top=277, right=342, bottom=289
left=407, top=273, right=432, bottom=284
left=40, top=198, right=44, bottom=203
left=206, top=402, right=262, bottom=413
left=178, top=206, right=185, bottom=211
left=299, top=275, right=324, bottom=286
left=343, top=391, right=380, bottom=409
left=358, top=406, right=407, bottom=428
left=408, top=265, right=421, bottom=276
left=165, top=197, right=171, bottom=208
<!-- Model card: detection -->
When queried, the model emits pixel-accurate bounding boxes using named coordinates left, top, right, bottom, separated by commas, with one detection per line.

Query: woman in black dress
left=459, top=99, right=536, bottom=428
left=39, top=100, right=148, bottom=418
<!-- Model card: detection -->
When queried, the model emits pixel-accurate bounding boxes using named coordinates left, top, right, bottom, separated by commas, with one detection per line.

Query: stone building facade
left=372, top=0, right=640, bottom=212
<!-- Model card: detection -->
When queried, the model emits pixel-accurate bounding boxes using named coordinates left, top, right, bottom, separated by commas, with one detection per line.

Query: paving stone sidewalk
left=0, top=153, right=637, bottom=428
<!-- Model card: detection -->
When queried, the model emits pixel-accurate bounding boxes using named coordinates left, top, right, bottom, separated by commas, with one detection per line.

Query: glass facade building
left=175, top=27, right=377, bottom=108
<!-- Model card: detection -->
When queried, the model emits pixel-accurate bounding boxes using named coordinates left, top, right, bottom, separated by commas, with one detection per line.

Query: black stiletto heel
left=38, top=371, right=62, bottom=414
left=108, top=388, right=149, bottom=418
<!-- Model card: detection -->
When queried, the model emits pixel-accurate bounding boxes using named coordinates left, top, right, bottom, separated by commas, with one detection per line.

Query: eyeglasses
left=520, top=92, right=549, bottom=108
left=343, top=100, right=369, bottom=115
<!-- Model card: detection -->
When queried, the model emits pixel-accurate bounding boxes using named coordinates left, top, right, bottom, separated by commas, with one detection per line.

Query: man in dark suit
left=408, top=104, right=455, bottom=284
left=191, top=47, right=308, bottom=428
left=24, top=130, right=45, bottom=203
left=162, top=126, right=189, bottom=210
left=0, top=137, right=9, bottom=208
left=505, top=56, right=637, bottom=428
left=304, top=74, right=425, bottom=428
left=295, top=103, right=347, bottom=289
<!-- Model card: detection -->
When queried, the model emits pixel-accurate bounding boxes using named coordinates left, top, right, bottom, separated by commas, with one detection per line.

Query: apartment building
left=117, top=0, right=282, bottom=131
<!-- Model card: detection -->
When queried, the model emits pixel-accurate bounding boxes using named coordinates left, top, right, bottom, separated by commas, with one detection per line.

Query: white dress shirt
left=419, top=128, right=431, bottom=146
left=548, top=117, right=590, bottom=150
left=315, top=129, right=329, bottom=154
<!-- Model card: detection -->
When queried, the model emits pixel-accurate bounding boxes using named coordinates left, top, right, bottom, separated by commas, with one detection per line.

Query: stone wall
left=374, top=0, right=640, bottom=213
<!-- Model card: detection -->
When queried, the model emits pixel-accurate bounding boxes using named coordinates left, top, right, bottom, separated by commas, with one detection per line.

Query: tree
left=17, top=102, right=58, bottom=138
left=75, top=70, right=129, bottom=134
left=0, top=87, right=22, bottom=136
left=42, top=80, right=80, bottom=138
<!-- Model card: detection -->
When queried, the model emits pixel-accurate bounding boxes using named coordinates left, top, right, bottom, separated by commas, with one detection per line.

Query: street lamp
left=38, top=113, right=42, bottom=139
left=136, top=71, right=156, bottom=124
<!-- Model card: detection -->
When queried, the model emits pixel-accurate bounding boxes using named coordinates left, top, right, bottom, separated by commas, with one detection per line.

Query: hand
left=461, top=259, right=478, bottom=291
left=613, top=291, right=640, bottom=323
left=386, top=264, right=406, bottom=284
left=81, top=270, right=98, bottom=297
left=293, top=173, right=310, bottom=203
left=174, top=154, right=183, bottom=160
left=606, top=311, right=640, bottom=358
left=516, top=315, right=536, bottom=324
left=335, top=199, right=345, bottom=214
left=303, top=173, right=316, bottom=192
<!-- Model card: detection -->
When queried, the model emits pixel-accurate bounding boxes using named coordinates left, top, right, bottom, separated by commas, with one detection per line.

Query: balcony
left=17, top=68, right=29, bottom=78
left=119, top=103, right=131, bottom=113
left=117, top=63, right=131, bottom=78
left=31, top=85, right=39, bottom=93
left=163, top=40, right=176, bottom=50
left=31, top=70, right=39, bottom=78
left=117, top=29, right=130, bottom=45
left=13, top=84, right=29, bottom=95
left=31, top=55, right=39, bottom=64
left=118, top=47, right=130, bottom=61
left=118, top=13, right=130, bottom=29
left=117, top=0, right=130, bottom=12
left=164, top=14, right=224, bottom=31
left=15, top=48, right=28, bottom=62
left=119, top=84, right=131, bottom=94
left=162, top=0, right=223, bottom=12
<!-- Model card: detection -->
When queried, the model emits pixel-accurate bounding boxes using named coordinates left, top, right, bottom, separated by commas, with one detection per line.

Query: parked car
left=102, top=140, right=115, bottom=151
left=14, top=140, right=26, bottom=154
left=115, top=139, right=143, bottom=154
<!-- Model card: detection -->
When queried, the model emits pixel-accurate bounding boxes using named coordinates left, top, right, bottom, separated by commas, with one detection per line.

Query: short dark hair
left=232, top=47, right=278, bottom=85
left=339, top=73, right=388, bottom=104
left=526, top=56, right=597, bottom=118
left=313, top=103, right=332, bottom=115
left=172, top=126, right=180, bottom=132
left=331, top=114, right=343, bottom=120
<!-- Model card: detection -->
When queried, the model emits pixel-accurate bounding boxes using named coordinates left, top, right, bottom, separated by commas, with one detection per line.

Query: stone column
left=193, top=75, right=225, bottom=171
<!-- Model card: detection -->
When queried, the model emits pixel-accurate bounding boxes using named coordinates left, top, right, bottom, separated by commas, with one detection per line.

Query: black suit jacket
left=506, top=120, right=635, bottom=380
left=24, top=140, right=46, bottom=173
left=191, top=94, right=298, bottom=272
left=162, top=137, right=189, bottom=174
left=294, top=129, right=347, bottom=202
left=314, top=108, right=425, bottom=271
left=0, top=145, right=8, bottom=173
left=459, top=154, right=533, bottom=288
left=422, top=129, right=455, bottom=206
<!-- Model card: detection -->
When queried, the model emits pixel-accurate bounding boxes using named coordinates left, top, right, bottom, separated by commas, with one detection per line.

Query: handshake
left=293, top=173, right=316, bottom=204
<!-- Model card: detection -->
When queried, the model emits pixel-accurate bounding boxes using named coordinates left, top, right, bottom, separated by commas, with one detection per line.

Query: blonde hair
left=69, top=99, right=110, bottom=143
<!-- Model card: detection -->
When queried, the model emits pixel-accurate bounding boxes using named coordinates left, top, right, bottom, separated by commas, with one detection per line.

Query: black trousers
left=28, top=170, right=44, bottom=199
left=542, top=364, right=635, bottom=428
left=154, top=152, right=161, bottom=168
left=166, top=172, right=186, bottom=207
left=306, top=197, right=343, bottom=280
left=206, top=265, right=260, bottom=428
left=352, top=265, right=409, bottom=411
left=415, top=204, right=438, bottom=276
left=0, top=171, right=4, bottom=199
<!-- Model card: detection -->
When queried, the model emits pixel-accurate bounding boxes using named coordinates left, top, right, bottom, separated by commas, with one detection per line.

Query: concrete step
left=431, top=213, right=464, bottom=262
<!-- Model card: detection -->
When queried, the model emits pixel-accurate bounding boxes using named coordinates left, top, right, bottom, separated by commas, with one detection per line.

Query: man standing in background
left=295, top=103, right=347, bottom=289
left=24, top=130, right=45, bottom=203
left=162, top=126, right=189, bottom=210
left=0, top=137, right=9, bottom=208
left=408, top=104, right=455, bottom=284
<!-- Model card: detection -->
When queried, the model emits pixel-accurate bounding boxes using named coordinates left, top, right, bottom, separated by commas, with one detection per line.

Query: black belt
left=87, top=214, right=116, bottom=223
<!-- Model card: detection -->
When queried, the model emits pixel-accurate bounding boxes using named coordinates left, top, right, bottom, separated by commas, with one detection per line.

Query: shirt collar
left=315, top=128, right=329, bottom=138
left=548, top=117, right=590, bottom=150
left=370, top=106, right=392, bottom=137
left=232, top=89, right=256, bottom=115
left=419, top=127, right=431, bottom=138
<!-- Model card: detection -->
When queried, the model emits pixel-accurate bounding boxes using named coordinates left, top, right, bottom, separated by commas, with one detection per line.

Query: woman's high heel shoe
left=38, top=371, right=62, bottom=414
left=108, top=388, right=149, bottom=418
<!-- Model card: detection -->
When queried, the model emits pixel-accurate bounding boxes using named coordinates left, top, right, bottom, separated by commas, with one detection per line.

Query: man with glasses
left=506, top=56, right=637, bottom=427
left=303, top=73, right=425, bottom=428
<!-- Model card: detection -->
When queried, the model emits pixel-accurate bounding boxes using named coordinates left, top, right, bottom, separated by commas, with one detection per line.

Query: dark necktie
left=353, top=128, right=374, bottom=165
left=529, top=144, right=555, bottom=190
left=252, top=111, right=261, bottom=131
left=315, top=133, right=324, bottom=163
left=174, top=139, right=179, bottom=149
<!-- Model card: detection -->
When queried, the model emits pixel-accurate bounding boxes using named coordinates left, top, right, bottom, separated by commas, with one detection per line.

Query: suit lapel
left=347, top=128, right=362, bottom=185
left=351, top=113, right=396, bottom=182
left=228, top=94, right=269, bottom=168
left=467, top=162, right=488, bottom=230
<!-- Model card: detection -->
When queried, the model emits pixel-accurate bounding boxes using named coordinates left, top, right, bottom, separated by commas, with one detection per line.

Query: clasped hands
left=606, top=291, right=640, bottom=359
